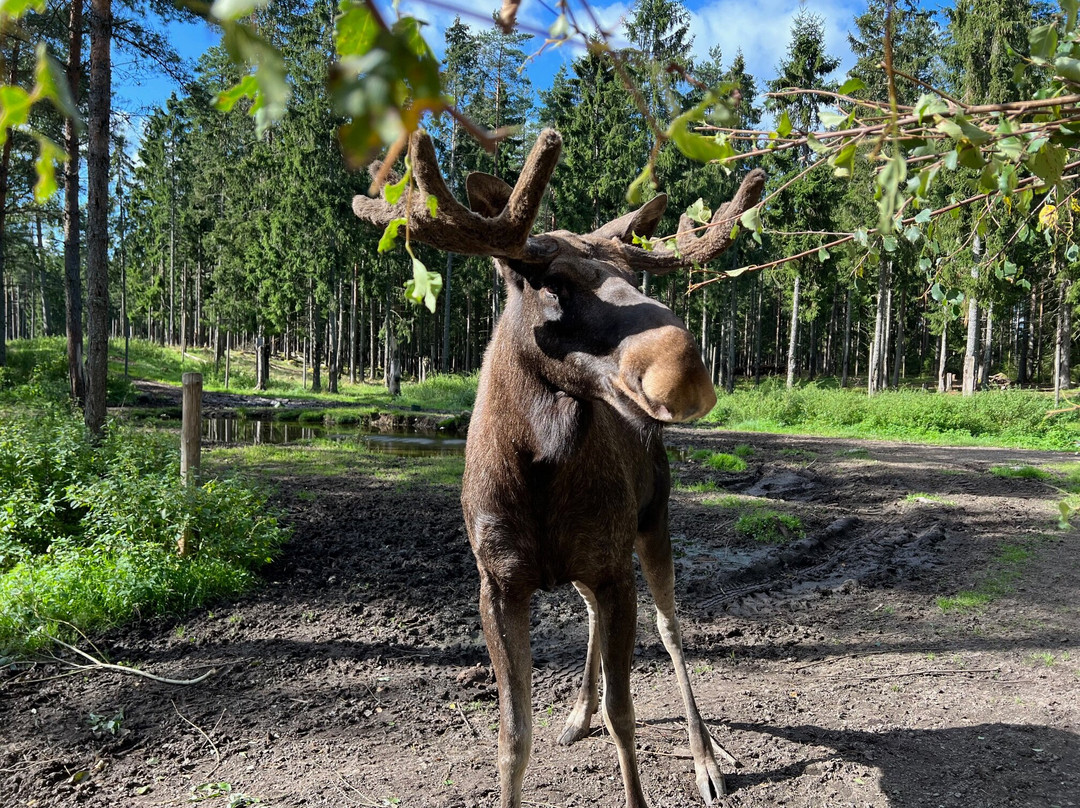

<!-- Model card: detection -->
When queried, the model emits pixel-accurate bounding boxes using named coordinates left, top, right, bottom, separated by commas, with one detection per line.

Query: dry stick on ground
left=172, top=699, right=221, bottom=767
left=456, top=702, right=478, bottom=737
left=45, top=635, right=216, bottom=685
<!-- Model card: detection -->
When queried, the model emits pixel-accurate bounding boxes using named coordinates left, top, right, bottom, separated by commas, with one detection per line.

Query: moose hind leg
left=594, top=578, right=648, bottom=808
left=637, top=529, right=728, bottom=803
left=559, top=581, right=602, bottom=746
left=479, top=574, right=535, bottom=808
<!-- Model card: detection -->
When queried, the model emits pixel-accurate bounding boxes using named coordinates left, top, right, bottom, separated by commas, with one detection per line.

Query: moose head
left=353, top=129, right=764, bottom=431
left=353, top=129, right=764, bottom=808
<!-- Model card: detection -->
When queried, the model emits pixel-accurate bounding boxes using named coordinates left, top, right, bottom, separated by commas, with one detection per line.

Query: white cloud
left=688, top=0, right=862, bottom=90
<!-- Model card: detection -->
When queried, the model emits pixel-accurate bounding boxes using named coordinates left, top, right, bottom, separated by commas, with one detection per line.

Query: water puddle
left=201, top=415, right=465, bottom=457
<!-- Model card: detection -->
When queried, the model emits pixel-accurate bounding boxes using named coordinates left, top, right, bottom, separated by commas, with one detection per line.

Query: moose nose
left=622, top=326, right=717, bottom=423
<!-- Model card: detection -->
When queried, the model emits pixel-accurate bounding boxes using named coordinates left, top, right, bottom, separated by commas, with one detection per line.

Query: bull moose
left=352, top=128, right=765, bottom=807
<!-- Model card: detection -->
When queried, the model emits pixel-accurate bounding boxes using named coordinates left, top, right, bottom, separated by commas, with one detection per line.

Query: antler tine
left=352, top=128, right=563, bottom=259
left=618, top=168, right=766, bottom=276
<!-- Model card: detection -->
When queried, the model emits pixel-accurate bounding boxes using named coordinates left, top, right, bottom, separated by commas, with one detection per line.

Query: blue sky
left=116, top=0, right=954, bottom=123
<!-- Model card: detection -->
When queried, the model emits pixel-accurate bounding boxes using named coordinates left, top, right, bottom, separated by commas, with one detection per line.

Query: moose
left=353, top=128, right=765, bottom=808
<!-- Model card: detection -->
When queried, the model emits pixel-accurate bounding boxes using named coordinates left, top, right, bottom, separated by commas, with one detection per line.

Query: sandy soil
left=2, top=428, right=1078, bottom=808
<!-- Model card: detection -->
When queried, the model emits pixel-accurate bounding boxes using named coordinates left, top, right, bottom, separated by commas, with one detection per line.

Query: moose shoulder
left=352, top=128, right=765, bottom=808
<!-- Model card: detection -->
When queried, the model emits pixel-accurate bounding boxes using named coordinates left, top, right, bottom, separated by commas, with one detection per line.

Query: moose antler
left=352, top=128, right=562, bottom=261
left=607, top=168, right=767, bottom=275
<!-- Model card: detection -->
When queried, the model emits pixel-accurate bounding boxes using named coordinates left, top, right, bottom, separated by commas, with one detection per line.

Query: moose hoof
left=558, top=705, right=595, bottom=746
left=695, top=757, right=727, bottom=803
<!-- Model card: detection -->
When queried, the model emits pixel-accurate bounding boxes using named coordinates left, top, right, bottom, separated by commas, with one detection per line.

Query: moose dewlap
left=353, top=128, right=765, bottom=808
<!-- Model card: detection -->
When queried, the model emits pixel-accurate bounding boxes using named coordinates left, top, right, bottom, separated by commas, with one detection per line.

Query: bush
left=0, top=411, right=288, bottom=655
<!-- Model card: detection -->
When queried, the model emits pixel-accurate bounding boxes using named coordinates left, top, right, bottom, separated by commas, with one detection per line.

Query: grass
left=674, top=480, right=720, bottom=493
left=936, top=541, right=1039, bottom=613
left=207, top=438, right=465, bottom=489
left=701, top=494, right=803, bottom=544
left=990, top=465, right=1050, bottom=480
left=734, top=510, right=804, bottom=544
left=689, top=450, right=748, bottom=472
left=703, top=380, right=1080, bottom=451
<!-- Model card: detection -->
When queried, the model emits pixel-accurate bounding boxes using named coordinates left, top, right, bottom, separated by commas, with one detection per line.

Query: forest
left=2, top=0, right=1078, bottom=408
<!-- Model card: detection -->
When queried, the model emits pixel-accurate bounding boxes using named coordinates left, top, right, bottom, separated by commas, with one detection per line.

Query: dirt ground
left=2, top=427, right=1079, bottom=808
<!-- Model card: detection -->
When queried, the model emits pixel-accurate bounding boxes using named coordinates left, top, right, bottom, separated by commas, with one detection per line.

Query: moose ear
left=590, top=194, right=669, bottom=243
left=466, top=172, right=514, bottom=218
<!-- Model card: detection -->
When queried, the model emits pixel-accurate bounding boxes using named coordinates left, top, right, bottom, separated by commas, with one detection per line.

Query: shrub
left=0, top=412, right=288, bottom=655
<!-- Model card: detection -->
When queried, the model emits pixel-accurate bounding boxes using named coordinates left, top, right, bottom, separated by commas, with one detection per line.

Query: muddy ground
left=3, top=428, right=1079, bottom=808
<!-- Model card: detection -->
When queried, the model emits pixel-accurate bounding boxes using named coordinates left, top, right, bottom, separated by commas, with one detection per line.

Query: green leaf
left=668, top=105, right=735, bottom=163
left=32, top=43, right=81, bottom=127
left=930, top=282, right=945, bottom=302
left=210, top=0, right=270, bottom=20
left=1064, top=0, right=1079, bottom=34
left=220, top=22, right=290, bottom=135
left=1027, top=142, right=1067, bottom=186
left=0, top=85, right=33, bottom=144
left=32, top=134, right=66, bottom=202
left=378, top=218, right=407, bottom=253
left=739, top=206, right=761, bottom=233
left=914, top=208, right=933, bottom=225
left=685, top=198, right=712, bottom=224
left=1055, top=56, right=1080, bottom=84
left=904, top=225, right=922, bottom=244
left=830, top=141, right=857, bottom=178
left=819, top=109, right=850, bottom=129
left=383, top=167, right=410, bottom=205
left=914, top=94, right=949, bottom=123
left=881, top=235, right=898, bottom=253
left=214, top=74, right=259, bottom=112
left=0, top=0, right=46, bottom=18
left=1067, top=243, right=1080, bottom=263
left=1029, top=23, right=1058, bottom=64
left=854, top=228, right=869, bottom=248
left=625, top=165, right=653, bottom=205
left=335, top=0, right=381, bottom=57
left=549, top=13, right=569, bottom=38
left=875, top=151, right=908, bottom=234
left=816, top=246, right=830, bottom=263
left=425, top=194, right=437, bottom=218
left=837, top=77, right=866, bottom=96
left=404, top=256, right=442, bottom=313
left=776, top=110, right=792, bottom=139
left=806, top=134, right=828, bottom=154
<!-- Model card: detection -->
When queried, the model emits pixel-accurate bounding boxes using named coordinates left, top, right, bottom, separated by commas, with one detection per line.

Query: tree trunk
left=892, top=290, right=905, bottom=388
left=840, top=288, right=852, bottom=388
left=63, top=3, right=86, bottom=401
left=0, top=41, right=18, bottom=366
left=1056, top=279, right=1071, bottom=400
left=786, top=275, right=800, bottom=389
left=725, top=280, right=737, bottom=395
left=868, top=262, right=889, bottom=395
left=84, top=0, right=111, bottom=437
left=980, top=300, right=993, bottom=386
left=937, top=322, right=948, bottom=392
left=962, top=296, right=978, bottom=396
left=350, top=263, right=358, bottom=384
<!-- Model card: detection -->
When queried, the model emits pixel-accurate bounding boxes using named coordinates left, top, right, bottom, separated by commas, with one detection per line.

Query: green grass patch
left=689, top=450, right=747, bottom=472
left=674, top=480, right=720, bottom=494
left=702, top=494, right=747, bottom=508
left=936, top=541, right=1038, bottom=613
left=734, top=510, right=804, bottom=544
left=732, top=444, right=755, bottom=458
left=990, top=465, right=1050, bottom=480
left=703, top=381, right=1080, bottom=451
left=0, top=409, right=287, bottom=656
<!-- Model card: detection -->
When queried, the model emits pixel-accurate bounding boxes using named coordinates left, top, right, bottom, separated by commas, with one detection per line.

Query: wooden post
left=181, top=372, right=202, bottom=484
left=179, top=372, right=202, bottom=556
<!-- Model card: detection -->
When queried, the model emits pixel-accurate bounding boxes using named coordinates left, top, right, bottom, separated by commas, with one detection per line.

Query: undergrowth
left=0, top=409, right=288, bottom=656
left=703, top=381, right=1080, bottom=450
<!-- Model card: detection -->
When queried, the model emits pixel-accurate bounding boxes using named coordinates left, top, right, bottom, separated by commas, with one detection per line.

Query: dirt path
left=3, top=430, right=1078, bottom=807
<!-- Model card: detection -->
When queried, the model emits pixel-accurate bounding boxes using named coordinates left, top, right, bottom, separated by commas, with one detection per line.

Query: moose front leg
left=637, top=528, right=732, bottom=804
left=559, top=581, right=602, bottom=745
left=479, top=574, right=535, bottom=808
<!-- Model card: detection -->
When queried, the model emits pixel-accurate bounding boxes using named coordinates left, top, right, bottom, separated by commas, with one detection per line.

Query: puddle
left=201, top=415, right=466, bottom=457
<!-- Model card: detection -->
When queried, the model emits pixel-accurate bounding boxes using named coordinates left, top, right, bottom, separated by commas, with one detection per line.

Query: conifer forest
left=4, top=0, right=1080, bottom=414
